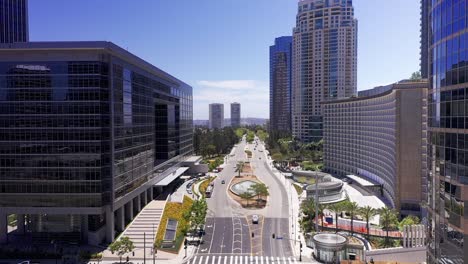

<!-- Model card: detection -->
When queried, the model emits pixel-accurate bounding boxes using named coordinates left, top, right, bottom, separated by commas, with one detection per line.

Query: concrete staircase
left=121, top=200, right=166, bottom=250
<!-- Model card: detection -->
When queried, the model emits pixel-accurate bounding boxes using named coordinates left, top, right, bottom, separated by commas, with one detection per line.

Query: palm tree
left=328, top=202, right=344, bottom=233
left=344, top=201, right=360, bottom=234
left=235, top=161, right=245, bottom=177
left=379, top=207, right=398, bottom=246
left=359, top=205, right=377, bottom=239
left=317, top=203, right=328, bottom=231
left=300, top=198, right=316, bottom=231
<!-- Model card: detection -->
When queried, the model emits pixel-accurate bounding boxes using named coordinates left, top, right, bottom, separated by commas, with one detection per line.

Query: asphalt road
left=195, top=137, right=292, bottom=258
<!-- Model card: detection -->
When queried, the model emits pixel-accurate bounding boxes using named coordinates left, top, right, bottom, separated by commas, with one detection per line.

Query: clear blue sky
left=30, top=0, right=421, bottom=119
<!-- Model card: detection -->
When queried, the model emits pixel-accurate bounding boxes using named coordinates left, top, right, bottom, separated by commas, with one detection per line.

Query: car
left=252, top=214, right=259, bottom=224
left=221, top=180, right=225, bottom=184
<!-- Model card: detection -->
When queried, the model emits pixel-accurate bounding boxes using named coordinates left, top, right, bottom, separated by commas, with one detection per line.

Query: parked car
left=252, top=214, right=259, bottom=224
left=221, top=180, right=225, bottom=184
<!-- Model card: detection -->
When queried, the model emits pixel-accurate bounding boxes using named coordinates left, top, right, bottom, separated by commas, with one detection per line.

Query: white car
left=252, top=214, right=259, bottom=224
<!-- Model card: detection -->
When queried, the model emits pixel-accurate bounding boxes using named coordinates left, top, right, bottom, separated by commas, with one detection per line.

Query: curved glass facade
left=427, top=0, right=468, bottom=263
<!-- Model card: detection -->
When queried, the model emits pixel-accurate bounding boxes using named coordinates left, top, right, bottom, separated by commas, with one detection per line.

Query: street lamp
left=315, top=171, right=319, bottom=232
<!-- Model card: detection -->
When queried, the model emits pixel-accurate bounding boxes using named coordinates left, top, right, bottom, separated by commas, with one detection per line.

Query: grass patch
left=295, top=176, right=316, bottom=185
left=199, top=177, right=216, bottom=197
left=155, top=196, right=193, bottom=253
left=292, top=183, right=303, bottom=195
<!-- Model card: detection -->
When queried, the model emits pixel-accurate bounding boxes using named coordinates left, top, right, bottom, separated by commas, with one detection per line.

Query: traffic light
left=300, top=242, right=303, bottom=252
left=272, top=233, right=275, bottom=239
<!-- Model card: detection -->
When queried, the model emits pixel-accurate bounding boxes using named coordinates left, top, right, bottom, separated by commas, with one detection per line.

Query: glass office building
left=270, top=36, right=292, bottom=134
left=292, top=0, right=357, bottom=143
left=0, top=0, right=29, bottom=43
left=230, top=102, right=241, bottom=128
left=0, top=41, right=193, bottom=244
left=426, top=0, right=468, bottom=263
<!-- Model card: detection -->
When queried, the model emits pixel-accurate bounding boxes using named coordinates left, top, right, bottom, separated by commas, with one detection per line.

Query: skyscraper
left=420, top=0, right=430, bottom=78
left=270, top=36, right=292, bottom=135
left=0, top=41, right=193, bottom=245
left=231, top=102, right=241, bottom=127
left=426, top=0, right=468, bottom=262
left=209, top=103, right=224, bottom=129
left=0, top=0, right=29, bottom=43
left=292, top=0, right=357, bottom=143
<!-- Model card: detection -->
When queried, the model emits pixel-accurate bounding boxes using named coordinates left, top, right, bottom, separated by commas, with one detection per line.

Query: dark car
left=221, top=180, right=225, bottom=184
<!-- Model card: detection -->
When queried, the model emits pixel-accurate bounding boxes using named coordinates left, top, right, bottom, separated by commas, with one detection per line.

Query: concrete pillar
left=116, top=207, right=125, bottom=232
left=105, top=206, right=115, bottom=243
left=17, top=214, right=25, bottom=234
left=135, top=195, right=141, bottom=213
left=141, top=192, right=147, bottom=208
left=81, top=215, right=89, bottom=244
left=149, top=187, right=154, bottom=201
left=125, top=202, right=133, bottom=222
left=0, top=212, right=7, bottom=244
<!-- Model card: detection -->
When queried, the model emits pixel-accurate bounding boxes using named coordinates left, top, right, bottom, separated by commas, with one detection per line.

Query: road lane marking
left=218, top=255, right=222, bottom=264
left=191, top=256, right=197, bottom=264
left=288, top=257, right=293, bottom=264
left=208, top=219, right=216, bottom=253
left=198, top=256, right=203, bottom=264
left=255, top=256, right=258, bottom=264
left=234, top=255, right=238, bottom=264
left=205, top=255, right=210, bottom=264
left=224, top=256, right=228, bottom=264
left=211, top=256, right=216, bottom=264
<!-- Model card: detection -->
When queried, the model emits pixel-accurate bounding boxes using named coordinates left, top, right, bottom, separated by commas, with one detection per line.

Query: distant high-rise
left=209, top=103, right=224, bottom=129
left=0, top=0, right=29, bottom=43
left=426, top=0, right=468, bottom=262
left=230, top=102, right=241, bottom=127
left=420, top=0, right=429, bottom=78
left=270, top=36, right=292, bottom=135
left=292, top=0, right=357, bottom=143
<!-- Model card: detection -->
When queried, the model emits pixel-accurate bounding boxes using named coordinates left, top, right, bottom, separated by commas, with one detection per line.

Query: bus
left=205, top=184, right=214, bottom=198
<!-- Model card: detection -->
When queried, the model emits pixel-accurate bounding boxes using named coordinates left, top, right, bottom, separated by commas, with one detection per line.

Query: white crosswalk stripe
left=188, top=255, right=298, bottom=264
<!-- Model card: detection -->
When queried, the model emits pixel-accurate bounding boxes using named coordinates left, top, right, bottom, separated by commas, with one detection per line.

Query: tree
left=300, top=198, right=316, bottom=232
left=235, top=161, right=245, bottom=177
left=359, top=205, right=377, bottom=239
left=271, top=153, right=283, bottom=163
left=188, top=198, right=208, bottom=235
left=379, top=207, right=399, bottom=246
left=328, top=201, right=345, bottom=233
left=109, top=236, right=135, bottom=264
left=317, top=203, right=328, bottom=231
left=344, top=201, right=360, bottom=234
left=239, top=191, right=254, bottom=207
left=249, top=182, right=269, bottom=205
left=398, top=215, right=420, bottom=231
left=410, top=71, right=422, bottom=80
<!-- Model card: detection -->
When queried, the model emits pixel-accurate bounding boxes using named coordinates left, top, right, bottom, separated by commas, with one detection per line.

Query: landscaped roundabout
left=228, top=162, right=269, bottom=209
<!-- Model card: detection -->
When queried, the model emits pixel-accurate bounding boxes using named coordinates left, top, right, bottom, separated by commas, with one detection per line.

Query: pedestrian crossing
left=187, top=255, right=300, bottom=264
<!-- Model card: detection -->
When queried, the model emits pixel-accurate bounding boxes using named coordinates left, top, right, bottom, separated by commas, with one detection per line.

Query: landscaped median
left=199, top=176, right=216, bottom=197
left=154, top=196, right=193, bottom=253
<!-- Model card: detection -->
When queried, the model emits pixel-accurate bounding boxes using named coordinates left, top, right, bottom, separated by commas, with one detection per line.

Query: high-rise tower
left=420, top=0, right=430, bottom=78
left=270, top=36, right=292, bottom=136
left=209, top=103, right=224, bottom=129
left=426, top=0, right=468, bottom=262
left=0, top=0, right=29, bottom=43
left=230, top=102, right=241, bottom=128
left=292, top=0, right=357, bottom=142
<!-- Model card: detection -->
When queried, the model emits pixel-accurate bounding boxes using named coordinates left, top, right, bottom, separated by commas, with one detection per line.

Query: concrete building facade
left=426, top=0, right=468, bottom=262
left=0, top=41, right=193, bottom=245
left=230, top=102, right=241, bottom=128
left=292, top=0, right=357, bottom=143
left=0, top=0, right=28, bottom=43
left=209, top=103, right=224, bottom=129
left=323, top=80, right=428, bottom=215
left=270, top=36, right=292, bottom=134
